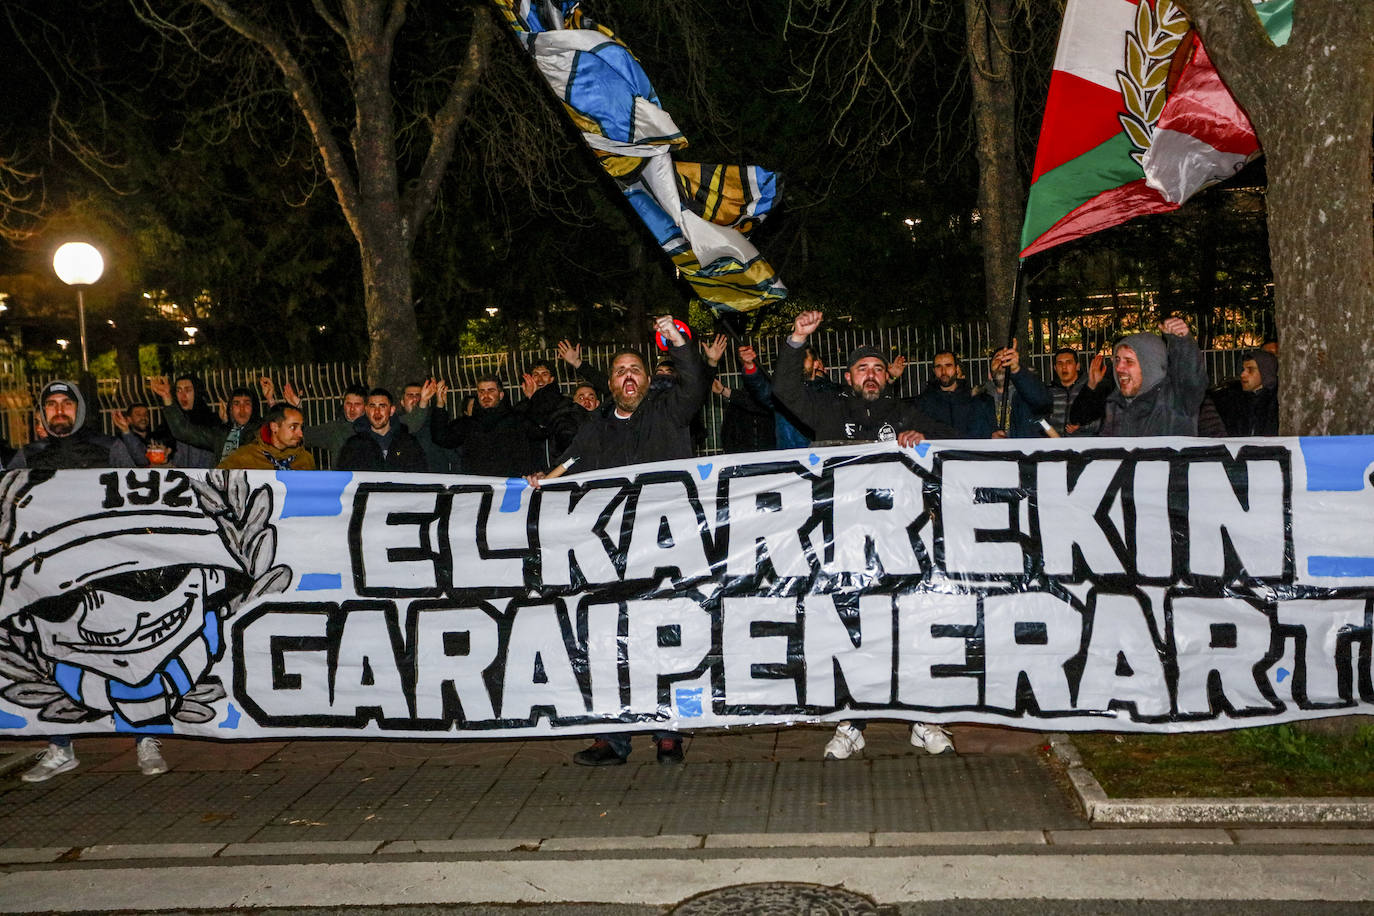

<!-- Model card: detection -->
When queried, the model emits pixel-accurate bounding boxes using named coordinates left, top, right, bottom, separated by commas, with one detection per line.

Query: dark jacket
left=1210, top=382, right=1279, bottom=437
left=1081, top=333, right=1207, bottom=437
left=1048, top=373, right=1097, bottom=435
left=555, top=340, right=708, bottom=472
left=430, top=399, right=543, bottom=477
left=9, top=381, right=135, bottom=470
left=984, top=368, right=1053, bottom=439
left=740, top=364, right=844, bottom=448
left=337, top=419, right=429, bottom=473
left=773, top=342, right=958, bottom=443
left=163, top=401, right=261, bottom=464
left=718, top=383, right=776, bottom=454
left=517, top=383, right=585, bottom=468
left=915, top=377, right=996, bottom=439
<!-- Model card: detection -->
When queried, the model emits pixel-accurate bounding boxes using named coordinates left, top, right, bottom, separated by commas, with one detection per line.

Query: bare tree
left=1176, top=1, right=1374, bottom=435
left=0, top=154, right=43, bottom=241
left=137, top=0, right=496, bottom=389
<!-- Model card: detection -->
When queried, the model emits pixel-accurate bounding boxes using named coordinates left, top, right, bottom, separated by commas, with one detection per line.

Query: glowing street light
left=53, top=242, right=105, bottom=372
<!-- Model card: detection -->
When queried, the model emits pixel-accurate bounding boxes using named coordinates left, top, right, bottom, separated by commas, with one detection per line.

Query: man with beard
left=337, top=389, right=429, bottom=472
left=1071, top=318, right=1207, bottom=437
left=152, top=378, right=262, bottom=465
left=110, top=402, right=163, bottom=466
left=982, top=341, right=1053, bottom=438
left=428, top=375, right=543, bottom=477
left=773, top=311, right=956, bottom=446
left=160, top=376, right=218, bottom=468
left=914, top=350, right=996, bottom=439
left=535, top=315, right=708, bottom=766
left=4, top=383, right=169, bottom=780
left=9, top=381, right=135, bottom=470
left=771, top=312, right=961, bottom=760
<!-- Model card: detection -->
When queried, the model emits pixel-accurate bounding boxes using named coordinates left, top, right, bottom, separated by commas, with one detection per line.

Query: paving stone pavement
left=0, top=723, right=1083, bottom=850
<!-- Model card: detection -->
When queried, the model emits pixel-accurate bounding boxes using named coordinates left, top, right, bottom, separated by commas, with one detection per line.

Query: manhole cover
left=670, top=881, right=885, bottom=915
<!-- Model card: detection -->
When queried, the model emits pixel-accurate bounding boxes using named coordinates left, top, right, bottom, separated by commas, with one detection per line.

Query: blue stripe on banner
left=109, top=674, right=165, bottom=701
left=0, top=709, right=26, bottom=729
left=500, top=478, right=528, bottom=513
left=277, top=470, right=352, bottom=518
left=54, top=663, right=83, bottom=703
left=297, top=573, right=343, bottom=591
left=113, top=712, right=173, bottom=735
left=1308, top=555, right=1374, bottom=578
left=1299, top=436, right=1374, bottom=491
left=202, top=610, right=221, bottom=656
left=164, top=659, right=193, bottom=696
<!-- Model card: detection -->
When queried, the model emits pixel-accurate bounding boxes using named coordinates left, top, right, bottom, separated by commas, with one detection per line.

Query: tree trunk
left=1178, top=0, right=1374, bottom=435
left=965, top=0, right=1025, bottom=345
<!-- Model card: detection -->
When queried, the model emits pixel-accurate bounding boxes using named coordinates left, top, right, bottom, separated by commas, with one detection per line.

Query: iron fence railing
left=18, top=312, right=1269, bottom=459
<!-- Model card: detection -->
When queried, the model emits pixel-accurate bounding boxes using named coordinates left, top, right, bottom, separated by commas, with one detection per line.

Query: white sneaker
left=910, top=723, right=954, bottom=755
left=136, top=737, right=168, bottom=776
left=824, top=722, right=865, bottom=760
left=22, top=743, right=78, bottom=782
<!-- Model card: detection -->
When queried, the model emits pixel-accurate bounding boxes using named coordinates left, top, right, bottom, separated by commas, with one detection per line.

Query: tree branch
left=195, top=0, right=362, bottom=232
left=403, top=6, right=493, bottom=235
left=381, top=0, right=406, bottom=47
left=310, top=0, right=348, bottom=42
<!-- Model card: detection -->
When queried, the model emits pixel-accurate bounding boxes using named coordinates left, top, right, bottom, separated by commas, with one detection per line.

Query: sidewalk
left=0, top=724, right=1081, bottom=853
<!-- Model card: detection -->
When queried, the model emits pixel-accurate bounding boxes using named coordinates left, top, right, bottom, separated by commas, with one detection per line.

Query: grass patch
left=1072, top=724, right=1374, bottom=798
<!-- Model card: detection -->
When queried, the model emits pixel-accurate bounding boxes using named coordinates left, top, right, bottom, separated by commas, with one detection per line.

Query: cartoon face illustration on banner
left=0, top=469, right=292, bottom=727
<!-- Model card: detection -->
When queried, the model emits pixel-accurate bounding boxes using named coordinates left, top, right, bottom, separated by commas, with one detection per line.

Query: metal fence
left=19, top=314, right=1267, bottom=459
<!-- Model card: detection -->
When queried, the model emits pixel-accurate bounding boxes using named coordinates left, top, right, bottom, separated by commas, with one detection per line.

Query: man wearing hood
left=151, top=378, right=262, bottom=464
left=161, top=376, right=218, bottom=468
left=914, top=351, right=996, bottom=439
left=218, top=403, right=316, bottom=470
left=4, top=385, right=170, bottom=780
left=337, top=388, right=429, bottom=472
left=8, top=381, right=135, bottom=470
left=1211, top=349, right=1280, bottom=437
left=1073, top=318, right=1207, bottom=437
left=428, top=376, right=542, bottom=477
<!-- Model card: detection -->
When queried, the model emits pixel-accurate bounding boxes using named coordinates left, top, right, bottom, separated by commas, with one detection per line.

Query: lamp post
left=52, top=242, right=105, bottom=372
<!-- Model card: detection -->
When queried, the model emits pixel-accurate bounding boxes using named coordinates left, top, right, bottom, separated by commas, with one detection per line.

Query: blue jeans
left=601, top=731, right=682, bottom=758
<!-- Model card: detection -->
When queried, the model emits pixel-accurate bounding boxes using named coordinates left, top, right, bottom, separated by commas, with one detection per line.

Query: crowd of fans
left=8, top=311, right=1280, bottom=779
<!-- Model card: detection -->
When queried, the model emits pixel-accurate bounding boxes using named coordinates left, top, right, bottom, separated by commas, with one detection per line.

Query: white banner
left=3, top=437, right=1374, bottom=740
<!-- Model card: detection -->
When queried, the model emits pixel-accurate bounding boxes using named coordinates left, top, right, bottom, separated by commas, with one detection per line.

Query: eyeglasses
left=24, top=566, right=194, bottom=624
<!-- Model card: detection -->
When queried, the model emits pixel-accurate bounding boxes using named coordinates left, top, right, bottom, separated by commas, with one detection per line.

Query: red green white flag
left=1020, top=0, right=1285, bottom=259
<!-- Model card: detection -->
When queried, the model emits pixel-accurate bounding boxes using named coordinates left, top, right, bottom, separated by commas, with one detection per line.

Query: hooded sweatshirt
left=1099, top=331, right=1208, bottom=437
left=8, top=380, right=135, bottom=470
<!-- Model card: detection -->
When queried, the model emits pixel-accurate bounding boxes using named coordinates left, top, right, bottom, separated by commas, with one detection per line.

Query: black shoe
left=655, top=737, right=684, bottom=765
left=573, top=740, right=627, bottom=767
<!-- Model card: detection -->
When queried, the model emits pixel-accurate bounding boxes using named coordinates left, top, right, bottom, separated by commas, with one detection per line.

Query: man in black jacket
left=772, top=311, right=960, bottom=760
left=914, top=351, right=995, bottom=439
left=9, top=380, right=136, bottom=470
left=539, top=315, right=708, bottom=766
left=429, top=376, right=543, bottom=477
left=336, top=388, right=429, bottom=473
left=773, top=311, right=957, bottom=446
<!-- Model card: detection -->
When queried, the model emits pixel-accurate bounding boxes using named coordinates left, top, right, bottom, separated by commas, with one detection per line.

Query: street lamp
left=52, top=242, right=104, bottom=372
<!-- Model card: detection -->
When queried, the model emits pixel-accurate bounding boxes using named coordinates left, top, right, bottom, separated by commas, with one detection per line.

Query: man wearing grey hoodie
left=8, top=380, right=135, bottom=470
left=1071, top=318, right=1208, bottom=437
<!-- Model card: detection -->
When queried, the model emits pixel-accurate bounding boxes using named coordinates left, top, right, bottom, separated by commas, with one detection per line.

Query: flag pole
left=996, top=260, right=1027, bottom=431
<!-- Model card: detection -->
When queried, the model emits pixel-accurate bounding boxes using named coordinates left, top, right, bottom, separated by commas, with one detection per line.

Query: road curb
left=0, top=751, right=36, bottom=780
left=1047, top=732, right=1374, bottom=824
